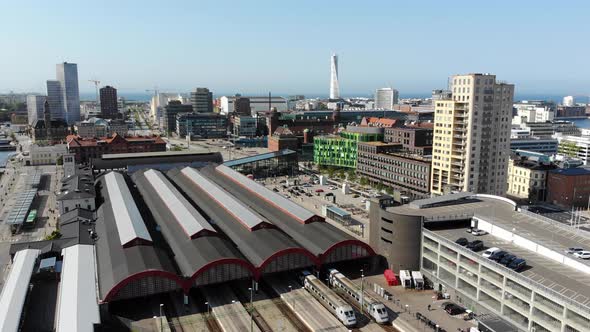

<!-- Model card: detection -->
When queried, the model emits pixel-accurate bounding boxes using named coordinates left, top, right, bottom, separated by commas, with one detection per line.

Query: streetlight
left=288, top=285, right=294, bottom=309
left=205, top=301, right=210, bottom=315
left=435, top=324, right=439, bottom=332
left=159, top=304, right=164, bottom=332
left=360, top=269, right=364, bottom=313
left=248, top=287, right=254, bottom=332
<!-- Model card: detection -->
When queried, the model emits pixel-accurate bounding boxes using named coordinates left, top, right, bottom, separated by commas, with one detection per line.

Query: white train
left=300, top=270, right=356, bottom=327
left=328, top=269, right=389, bottom=324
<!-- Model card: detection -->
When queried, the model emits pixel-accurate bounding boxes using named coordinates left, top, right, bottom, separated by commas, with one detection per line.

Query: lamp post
left=159, top=303, right=164, bottom=332
left=205, top=301, right=210, bottom=315
left=288, top=285, right=293, bottom=309
left=249, top=287, right=254, bottom=332
left=360, top=269, right=364, bottom=313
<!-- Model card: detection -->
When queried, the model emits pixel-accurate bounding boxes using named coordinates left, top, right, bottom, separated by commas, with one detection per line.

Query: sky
left=1, top=0, right=589, bottom=97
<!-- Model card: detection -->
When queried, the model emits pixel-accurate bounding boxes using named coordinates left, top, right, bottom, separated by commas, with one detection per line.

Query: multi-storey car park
left=370, top=192, right=590, bottom=332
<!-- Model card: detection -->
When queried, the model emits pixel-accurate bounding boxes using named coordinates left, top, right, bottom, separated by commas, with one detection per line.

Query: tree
left=347, top=170, right=357, bottom=182
left=359, top=177, right=369, bottom=187
left=56, top=156, right=63, bottom=166
left=44, top=230, right=62, bottom=241
left=327, top=166, right=336, bottom=178
left=336, top=168, right=345, bottom=179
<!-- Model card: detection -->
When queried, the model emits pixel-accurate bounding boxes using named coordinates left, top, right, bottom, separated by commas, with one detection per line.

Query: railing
left=519, top=208, right=590, bottom=241
left=423, top=230, right=590, bottom=315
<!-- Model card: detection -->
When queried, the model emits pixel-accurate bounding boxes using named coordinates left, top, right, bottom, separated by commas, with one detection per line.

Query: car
left=471, top=229, right=488, bottom=236
left=508, top=258, right=526, bottom=271
left=466, top=240, right=484, bottom=251
left=573, top=251, right=590, bottom=259
left=444, top=303, right=466, bottom=316
left=353, top=194, right=360, bottom=198
left=272, top=188, right=279, bottom=192
left=455, top=238, right=469, bottom=246
left=489, top=250, right=508, bottom=262
left=482, top=247, right=501, bottom=258
left=565, top=247, right=585, bottom=255
left=500, top=254, right=517, bottom=266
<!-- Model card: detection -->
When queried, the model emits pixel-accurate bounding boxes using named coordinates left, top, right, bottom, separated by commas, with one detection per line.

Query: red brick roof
left=360, top=117, right=397, bottom=128
left=67, top=133, right=166, bottom=147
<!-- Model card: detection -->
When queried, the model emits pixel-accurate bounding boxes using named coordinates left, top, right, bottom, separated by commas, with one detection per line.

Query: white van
left=482, top=247, right=500, bottom=258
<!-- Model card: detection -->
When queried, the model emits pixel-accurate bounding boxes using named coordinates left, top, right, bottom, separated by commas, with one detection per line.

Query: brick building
left=268, top=126, right=298, bottom=152
left=66, top=133, right=167, bottom=163
left=546, top=167, right=590, bottom=208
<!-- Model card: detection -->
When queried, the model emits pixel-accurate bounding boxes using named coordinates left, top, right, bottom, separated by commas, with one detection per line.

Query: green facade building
left=313, top=126, right=383, bottom=168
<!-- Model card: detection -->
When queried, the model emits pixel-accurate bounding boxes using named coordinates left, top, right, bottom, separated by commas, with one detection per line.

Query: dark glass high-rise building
left=100, top=86, right=118, bottom=119
left=190, top=88, right=213, bottom=113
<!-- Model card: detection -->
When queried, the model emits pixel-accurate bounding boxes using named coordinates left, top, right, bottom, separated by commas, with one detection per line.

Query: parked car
left=565, top=247, right=585, bottom=255
left=508, top=258, right=526, bottom=271
left=500, top=254, right=517, bottom=266
left=471, top=229, right=487, bottom=236
left=482, top=247, right=500, bottom=258
left=466, top=240, right=484, bottom=251
left=455, top=238, right=469, bottom=246
left=573, top=251, right=590, bottom=259
left=489, top=250, right=509, bottom=262
left=353, top=194, right=360, bottom=198
left=444, top=303, right=466, bottom=316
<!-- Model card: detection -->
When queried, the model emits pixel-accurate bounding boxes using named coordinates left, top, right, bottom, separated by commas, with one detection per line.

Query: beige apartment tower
left=430, top=74, right=514, bottom=196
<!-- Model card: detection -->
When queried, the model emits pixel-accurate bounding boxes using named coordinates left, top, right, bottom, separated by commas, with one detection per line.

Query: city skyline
left=0, top=1, right=589, bottom=96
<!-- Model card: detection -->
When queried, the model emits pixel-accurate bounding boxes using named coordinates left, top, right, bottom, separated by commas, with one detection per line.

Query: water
left=570, top=118, right=590, bottom=130
left=0, top=151, right=14, bottom=168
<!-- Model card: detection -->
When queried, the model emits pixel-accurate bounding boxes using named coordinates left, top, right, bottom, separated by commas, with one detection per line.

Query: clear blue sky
left=1, top=0, right=589, bottom=97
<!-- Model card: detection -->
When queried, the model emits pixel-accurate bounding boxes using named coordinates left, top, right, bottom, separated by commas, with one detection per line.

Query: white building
left=555, top=134, right=590, bottom=165
left=512, top=102, right=554, bottom=124
left=219, top=96, right=287, bottom=115
left=330, top=54, right=340, bottom=99
left=29, top=144, right=68, bottom=166
left=563, top=95, right=575, bottom=107
left=56, top=62, right=80, bottom=124
left=26, top=95, right=46, bottom=125
left=374, top=88, right=399, bottom=109
left=149, top=92, right=186, bottom=120
left=57, top=168, right=96, bottom=215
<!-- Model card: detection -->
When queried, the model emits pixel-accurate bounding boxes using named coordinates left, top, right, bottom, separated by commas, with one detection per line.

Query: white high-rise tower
left=329, top=54, right=340, bottom=99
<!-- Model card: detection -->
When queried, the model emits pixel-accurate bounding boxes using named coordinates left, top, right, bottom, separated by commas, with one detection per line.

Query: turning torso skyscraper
left=329, top=54, right=340, bottom=99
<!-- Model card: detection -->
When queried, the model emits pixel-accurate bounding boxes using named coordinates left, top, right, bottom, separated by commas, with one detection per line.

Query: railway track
left=331, top=288, right=400, bottom=332
left=259, top=279, right=312, bottom=332
left=230, top=282, right=272, bottom=332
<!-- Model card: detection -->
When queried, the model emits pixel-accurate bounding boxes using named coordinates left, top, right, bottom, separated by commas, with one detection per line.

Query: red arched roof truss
left=189, top=258, right=256, bottom=284
left=257, top=247, right=319, bottom=278
left=319, top=239, right=376, bottom=264
left=102, top=270, right=184, bottom=303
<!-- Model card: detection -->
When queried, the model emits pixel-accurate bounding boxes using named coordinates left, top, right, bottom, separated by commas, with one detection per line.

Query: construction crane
left=88, top=79, right=101, bottom=108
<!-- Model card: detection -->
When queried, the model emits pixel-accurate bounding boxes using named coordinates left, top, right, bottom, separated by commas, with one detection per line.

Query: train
left=328, top=268, right=389, bottom=324
left=300, top=270, right=357, bottom=327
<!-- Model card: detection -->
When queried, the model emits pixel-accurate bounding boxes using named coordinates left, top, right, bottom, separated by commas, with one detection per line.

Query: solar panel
left=104, top=172, right=152, bottom=246
left=181, top=167, right=270, bottom=231
left=216, top=165, right=317, bottom=223
left=143, top=170, right=216, bottom=238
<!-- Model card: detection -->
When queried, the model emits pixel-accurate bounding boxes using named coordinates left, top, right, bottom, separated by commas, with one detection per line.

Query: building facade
left=267, top=127, right=299, bottom=152
left=162, top=100, right=193, bottom=134
left=99, top=86, right=118, bottom=119
left=357, top=142, right=432, bottom=199
left=46, top=80, right=65, bottom=121
left=431, top=74, right=514, bottom=196
left=219, top=96, right=287, bottom=115
left=510, top=138, right=558, bottom=155
left=330, top=54, right=340, bottom=99
left=190, top=88, right=213, bottom=113
left=546, top=167, right=590, bottom=207
left=234, top=97, right=251, bottom=116
left=56, top=62, right=80, bottom=124
left=29, top=144, right=68, bottom=166
left=176, top=113, right=227, bottom=138
left=556, top=135, right=590, bottom=165
left=506, top=157, right=555, bottom=201
left=27, top=95, right=46, bottom=125
left=66, top=134, right=167, bottom=163
left=314, top=126, right=383, bottom=168
left=375, top=88, right=399, bottom=109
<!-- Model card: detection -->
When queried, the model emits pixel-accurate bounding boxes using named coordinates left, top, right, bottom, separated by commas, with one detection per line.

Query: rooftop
left=223, top=149, right=296, bottom=168
left=549, top=167, right=590, bottom=176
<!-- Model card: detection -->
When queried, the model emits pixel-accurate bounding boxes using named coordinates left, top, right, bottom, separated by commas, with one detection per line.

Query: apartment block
left=431, top=74, right=514, bottom=195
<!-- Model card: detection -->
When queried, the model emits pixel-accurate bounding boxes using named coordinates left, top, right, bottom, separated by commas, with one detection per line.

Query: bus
left=24, top=209, right=37, bottom=229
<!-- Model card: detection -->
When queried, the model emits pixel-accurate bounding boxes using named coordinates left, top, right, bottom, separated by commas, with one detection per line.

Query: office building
left=99, top=86, right=118, bottom=119
left=510, top=138, right=558, bottom=154
left=56, top=62, right=81, bottom=124
left=27, top=95, right=46, bottom=125
left=556, top=135, right=590, bottom=165
left=150, top=92, right=186, bottom=120
left=314, top=126, right=383, bottom=168
left=46, top=80, right=65, bottom=121
left=219, top=95, right=287, bottom=115
left=190, top=88, right=213, bottom=113
left=431, top=73, right=514, bottom=196
left=162, top=100, right=193, bottom=133
left=375, top=88, right=399, bottom=109
left=66, top=134, right=167, bottom=163
left=512, top=101, right=554, bottom=124
left=329, top=54, right=340, bottom=99
left=232, top=116, right=259, bottom=137
left=233, top=97, right=251, bottom=116
left=506, top=155, right=556, bottom=201
left=176, top=112, right=227, bottom=138
left=556, top=106, right=586, bottom=118
left=563, top=95, right=575, bottom=107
